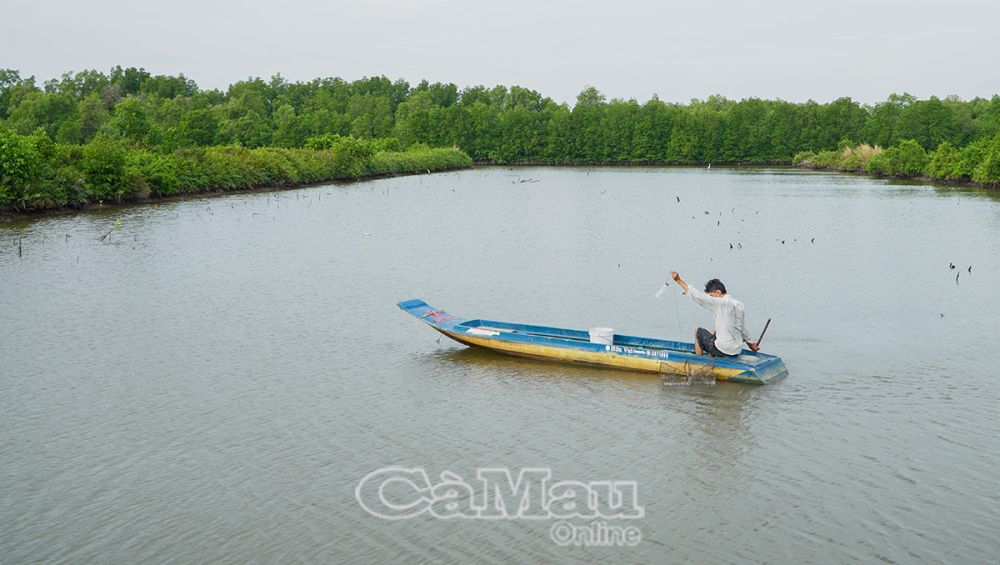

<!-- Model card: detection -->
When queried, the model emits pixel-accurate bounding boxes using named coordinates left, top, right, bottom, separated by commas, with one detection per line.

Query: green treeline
left=2, top=66, right=1000, bottom=210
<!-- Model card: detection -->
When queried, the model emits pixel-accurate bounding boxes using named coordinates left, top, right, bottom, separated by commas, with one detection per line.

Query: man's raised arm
left=671, top=271, right=714, bottom=310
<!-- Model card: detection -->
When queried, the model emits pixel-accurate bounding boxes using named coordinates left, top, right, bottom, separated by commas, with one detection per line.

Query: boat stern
left=728, top=355, right=789, bottom=384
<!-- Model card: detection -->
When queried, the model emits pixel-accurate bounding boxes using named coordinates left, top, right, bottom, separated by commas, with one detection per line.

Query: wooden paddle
left=754, top=318, right=772, bottom=349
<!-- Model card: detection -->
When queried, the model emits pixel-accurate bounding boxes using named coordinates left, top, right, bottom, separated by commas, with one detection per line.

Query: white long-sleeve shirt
left=686, top=287, right=751, bottom=355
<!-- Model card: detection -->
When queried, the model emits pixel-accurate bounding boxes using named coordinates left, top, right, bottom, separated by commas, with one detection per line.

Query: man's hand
left=747, top=342, right=760, bottom=352
left=670, top=271, right=690, bottom=292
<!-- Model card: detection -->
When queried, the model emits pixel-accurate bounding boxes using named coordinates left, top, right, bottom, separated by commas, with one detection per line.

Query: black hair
left=704, top=279, right=727, bottom=294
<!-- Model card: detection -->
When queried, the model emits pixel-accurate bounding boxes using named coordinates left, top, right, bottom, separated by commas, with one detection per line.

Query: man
left=670, top=271, right=759, bottom=356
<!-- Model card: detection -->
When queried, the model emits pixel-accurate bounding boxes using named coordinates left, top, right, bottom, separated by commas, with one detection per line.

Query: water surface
left=2, top=167, right=998, bottom=563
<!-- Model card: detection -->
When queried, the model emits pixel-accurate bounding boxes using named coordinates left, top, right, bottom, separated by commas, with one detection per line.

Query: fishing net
left=660, top=358, right=717, bottom=386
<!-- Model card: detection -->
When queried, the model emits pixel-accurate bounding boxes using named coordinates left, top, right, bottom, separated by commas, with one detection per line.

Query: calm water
left=2, top=167, right=998, bottom=563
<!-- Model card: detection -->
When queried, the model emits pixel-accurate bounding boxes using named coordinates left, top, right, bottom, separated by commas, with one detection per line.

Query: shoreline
left=477, top=160, right=793, bottom=167
left=486, top=160, right=1000, bottom=190
left=790, top=163, right=999, bottom=190
left=0, top=164, right=470, bottom=224
left=5, top=161, right=996, bottom=224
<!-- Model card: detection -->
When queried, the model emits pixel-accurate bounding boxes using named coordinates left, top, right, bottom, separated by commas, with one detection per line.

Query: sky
left=2, top=0, right=997, bottom=105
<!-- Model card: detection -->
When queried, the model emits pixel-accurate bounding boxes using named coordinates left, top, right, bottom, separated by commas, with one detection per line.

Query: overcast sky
left=2, top=0, right=997, bottom=104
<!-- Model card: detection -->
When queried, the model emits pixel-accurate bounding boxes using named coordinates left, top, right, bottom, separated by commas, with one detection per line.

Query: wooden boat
left=399, top=299, right=788, bottom=384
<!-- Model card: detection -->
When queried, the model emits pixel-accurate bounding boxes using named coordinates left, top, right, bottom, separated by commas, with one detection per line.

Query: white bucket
left=588, top=327, right=615, bottom=345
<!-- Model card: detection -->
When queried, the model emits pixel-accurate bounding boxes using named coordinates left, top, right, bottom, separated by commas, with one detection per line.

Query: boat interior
left=456, top=318, right=767, bottom=365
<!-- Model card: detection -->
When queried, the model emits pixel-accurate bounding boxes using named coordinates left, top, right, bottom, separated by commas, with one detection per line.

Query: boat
left=398, top=299, right=788, bottom=384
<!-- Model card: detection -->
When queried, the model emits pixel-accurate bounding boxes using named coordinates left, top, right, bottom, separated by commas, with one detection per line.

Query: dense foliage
left=793, top=135, right=1000, bottom=182
left=0, top=127, right=470, bottom=210
left=2, top=66, right=999, bottom=211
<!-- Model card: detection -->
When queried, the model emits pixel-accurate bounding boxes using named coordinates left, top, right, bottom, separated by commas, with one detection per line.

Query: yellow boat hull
left=441, top=329, right=750, bottom=382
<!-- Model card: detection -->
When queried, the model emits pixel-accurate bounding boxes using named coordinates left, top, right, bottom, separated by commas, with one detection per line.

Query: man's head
left=704, top=278, right=727, bottom=297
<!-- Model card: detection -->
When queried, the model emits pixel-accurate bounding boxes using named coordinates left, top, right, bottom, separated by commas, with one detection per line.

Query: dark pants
left=696, top=327, right=734, bottom=357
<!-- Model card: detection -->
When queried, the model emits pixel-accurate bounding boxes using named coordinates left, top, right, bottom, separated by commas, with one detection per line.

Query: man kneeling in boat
left=670, top=271, right=759, bottom=356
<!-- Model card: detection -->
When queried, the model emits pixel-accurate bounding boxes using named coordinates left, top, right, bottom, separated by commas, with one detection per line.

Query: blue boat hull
left=399, top=299, right=788, bottom=384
